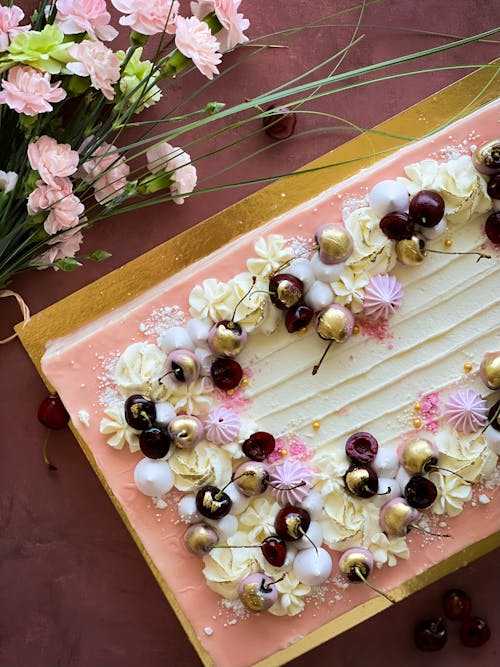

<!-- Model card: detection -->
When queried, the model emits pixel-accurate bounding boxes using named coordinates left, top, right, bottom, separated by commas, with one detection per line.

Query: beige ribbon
left=0, top=289, right=31, bottom=344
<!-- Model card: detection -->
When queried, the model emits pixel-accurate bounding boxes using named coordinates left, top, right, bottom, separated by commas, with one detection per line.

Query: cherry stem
left=298, top=526, right=318, bottom=554
left=312, top=341, right=333, bottom=375
left=377, top=486, right=392, bottom=496
left=269, top=480, right=306, bottom=491
left=426, top=248, right=491, bottom=263
left=261, top=574, right=285, bottom=592
left=354, top=566, right=395, bottom=604
left=481, top=403, right=500, bottom=433
left=216, top=470, right=256, bottom=498
left=230, top=276, right=257, bottom=324
left=409, top=523, right=452, bottom=538
left=42, top=431, right=57, bottom=471
left=427, top=465, right=472, bottom=484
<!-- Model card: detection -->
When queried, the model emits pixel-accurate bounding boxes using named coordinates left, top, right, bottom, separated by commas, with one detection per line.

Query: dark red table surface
left=1, top=2, right=499, bottom=666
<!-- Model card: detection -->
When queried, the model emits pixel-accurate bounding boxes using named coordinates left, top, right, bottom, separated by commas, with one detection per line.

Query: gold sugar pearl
left=444, top=238, right=453, bottom=248
left=463, top=362, right=473, bottom=373
left=299, top=327, right=308, bottom=334
left=353, top=325, right=360, bottom=335
left=414, top=402, right=422, bottom=412
left=281, top=449, right=288, bottom=457
left=241, top=378, right=249, bottom=387
left=413, top=417, right=422, bottom=429
left=312, top=420, right=321, bottom=430
left=227, top=389, right=235, bottom=396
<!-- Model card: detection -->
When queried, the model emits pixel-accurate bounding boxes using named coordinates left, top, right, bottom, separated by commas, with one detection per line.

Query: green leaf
left=204, top=102, right=225, bottom=115
left=87, top=249, right=112, bottom=262
left=54, top=257, right=82, bottom=271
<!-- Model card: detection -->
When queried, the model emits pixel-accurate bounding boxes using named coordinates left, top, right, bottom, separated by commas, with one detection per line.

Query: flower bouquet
left=0, top=0, right=497, bottom=291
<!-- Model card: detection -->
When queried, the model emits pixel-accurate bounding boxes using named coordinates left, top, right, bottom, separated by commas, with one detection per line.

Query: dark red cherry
left=261, top=536, right=287, bottom=567
left=459, top=617, right=491, bottom=648
left=414, top=618, right=448, bottom=651
left=409, top=190, right=445, bottom=227
left=139, top=424, right=171, bottom=459
left=124, top=394, right=156, bottom=430
left=285, top=303, right=314, bottom=332
left=274, top=506, right=311, bottom=541
left=345, top=432, right=379, bottom=463
left=37, top=394, right=69, bottom=430
left=241, top=431, right=276, bottom=461
left=344, top=464, right=379, bottom=498
left=268, top=273, right=304, bottom=310
left=404, top=475, right=438, bottom=509
left=210, top=357, right=243, bottom=390
left=379, top=211, right=415, bottom=240
left=195, top=485, right=232, bottom=520
left=487, top=173, right=500, bottom=199
left=263, top=104, right=297, bottom=140
left=488, top=399, right=500, bottom=431
left=485, top=211, right=500, bottom=245
left=442, top=588, right=472, bottom=621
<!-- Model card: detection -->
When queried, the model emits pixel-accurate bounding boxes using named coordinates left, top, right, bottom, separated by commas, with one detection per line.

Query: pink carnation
left=79, top=140, right=130, bottom=204
left=38, top=228, right=84, bottom=267
left=111, top=0, right=179, bottom=36
left=0, top=5, right=29, bottom=51
left=93, top=159, right=129, bottom=204
left=191, top=0, right=249, bottom=51
left=67, top=40, right=120, bottom=100
left=27, top=177, right=84, bottom=234
left=146, top=141, right=197, bottom=204
left=27, top=136, right=79, bottom=187
left=55, top=0, right=118, bottom=42
left=0, top=65, right=66, bottom=116
left=175, top=15, right=221, bottom=80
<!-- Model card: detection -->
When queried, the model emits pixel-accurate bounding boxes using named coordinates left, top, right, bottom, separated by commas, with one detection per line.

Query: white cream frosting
left=369, top=531, right=410, bottom=568
left=246, top=234, right=294, bottom=277
left=331, top=267, right=369, bottom=313
left=268, top=571, right=311, bottom=617
left=428, top=470, right=473, bottom=517
left=321, top=492, right=380, bottom=550
left=203, top=543, right=262, bottom=599
left=237, top=496, right=283, bottom=544
left=169, top=440, right=233, bottom=492
left=114, top=342, right=168, bottom=400
left=344, top=206, right=396, bottom=274
left=100, top=402, right=140, bottom=452
left=189, top=278, right=235, bottom=323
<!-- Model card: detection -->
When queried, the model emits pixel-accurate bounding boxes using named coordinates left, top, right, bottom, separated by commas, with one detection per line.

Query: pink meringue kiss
left=204, top=406, right=241, bottom=445
left=363, top=274, right=404, bottom=320
left=443, top=389, right=488, bottom=433
left=270, top=460, right=312, bottom=505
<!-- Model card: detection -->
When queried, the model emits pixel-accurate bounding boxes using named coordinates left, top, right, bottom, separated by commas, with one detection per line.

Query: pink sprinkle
left=420, top=392, right=442, bottom=431
left=268, top=435, right=311, bottom=463
left=357, top=317, right=393, bottom=342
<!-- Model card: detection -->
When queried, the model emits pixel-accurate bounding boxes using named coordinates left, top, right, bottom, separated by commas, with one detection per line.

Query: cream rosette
left=246, top=234, right=294, bottom=277
left=399, top=156, right=491, bottom=225
left=428, top=470, right=472, bottom=517
left=369, top=531, right=409, bottom=568
left=238, top=496, right=282, bottom=544
left=435, top=424, right=498, bottom=483
left=189, top=278, right=235, bottom=323
left=268, top=571, right=311, bottom=617
left=114, top=342, right=169, bottom=400
left=99, top=402, right=140, bottom=452
left=162, top=375, right=215, bottom=415
left=227, top=272, right=270, bottom=332
left=320, top=492, right=380, bottom=550
left=202, top=543, right=262, bottom=599
left=169, top=441, right=233, bottom=492
left=331, top=266, right=369, bottom=313
left=312, top=449, right=350, bottom=497
left=344, top=207, right=396, bottom=275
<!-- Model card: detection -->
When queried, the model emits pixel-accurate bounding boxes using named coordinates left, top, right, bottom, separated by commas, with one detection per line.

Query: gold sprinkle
left=464, top=362, right=473, bottom=373
left=353, top=325, right=360, bottom=335
left=227, top=389, right=235, bottom=396
left=444, top=238, right=453, bottom=248
left=413, top=417, right=422, bottom=429
left=281, top=449, right=288, bottom=457
left=312, top=420, right=321, bottom=431
left=299, top=327, right=308, bottom=334
left=414, top=402, right=422, bottom=412
left=241, top=378, right=249, bottom=387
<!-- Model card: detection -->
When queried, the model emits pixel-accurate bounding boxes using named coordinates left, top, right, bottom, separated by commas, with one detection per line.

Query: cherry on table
left=37, top=394, right=69, bottom=430
left=414, top=618, right=448, bottom=651
left=263, top=104, right=297, bottom=140
left=459, top=617, right=491, bottom=648
left=442, top=588, right=472, bottom=621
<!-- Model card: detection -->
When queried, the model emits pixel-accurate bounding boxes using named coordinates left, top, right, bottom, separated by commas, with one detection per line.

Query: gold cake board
left=17, top=65, right=500, bottom=667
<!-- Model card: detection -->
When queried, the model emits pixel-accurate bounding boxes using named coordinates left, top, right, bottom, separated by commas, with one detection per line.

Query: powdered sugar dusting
left=139, top=305, right=185, bottom=338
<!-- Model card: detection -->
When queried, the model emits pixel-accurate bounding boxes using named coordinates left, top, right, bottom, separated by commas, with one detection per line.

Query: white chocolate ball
left=304, top=280, right=334, bottom=311
left=295, top=521, right=323, bottom=550
left=369, top=180, right=409, bottom=217
left=371, top=477, right=401, bottom=507
left=224, top=485, right=251, bottom=515
left=207, top=514, right=238, bottom=540
left=186, top=318, right=211, bottom=346
left=286, top=258, right=315, bottom=292
left=395, top=465, right=412, bottom=490
left=293, top=547, right=332, bottom=586
left=419, top=218, right=447, bottom=240
left=154, top=401, right=177, bottom=426
left=158, top=326, right=194, bottom=353
left=310, top=253, right=345, bottom=282
left=195, top=346, right=216, bottom=376
left=373, top=446, right=399, bottom=478
left=134, top=459, right=174, bottom=497
left=178, top=494, right=201, bottom=523
left=484, top=425, right=500, bottom=455
left=298, top=490, right=323, bottom=520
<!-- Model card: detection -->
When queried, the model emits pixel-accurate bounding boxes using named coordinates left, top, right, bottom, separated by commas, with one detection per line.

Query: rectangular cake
left=25, top=84, right=500, bottom=667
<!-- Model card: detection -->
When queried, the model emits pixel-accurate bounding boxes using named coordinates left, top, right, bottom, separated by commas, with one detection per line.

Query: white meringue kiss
left=134, top=459, right=174, bottom=497
left=293, top=547, right=332, bottom=586
left=369, top=179, right=409, bottom=217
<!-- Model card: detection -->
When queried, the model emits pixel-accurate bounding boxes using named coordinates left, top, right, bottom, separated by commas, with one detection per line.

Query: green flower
left=116, top=48, right=162, bottom=114
left=8, top=25, right=72, bottom=75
